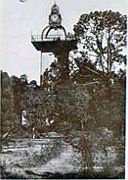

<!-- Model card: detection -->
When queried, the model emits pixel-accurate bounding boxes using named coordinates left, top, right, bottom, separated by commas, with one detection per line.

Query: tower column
left=40, top=51, right=43, bottom=85
left=55, top=41, right=70, bottom=82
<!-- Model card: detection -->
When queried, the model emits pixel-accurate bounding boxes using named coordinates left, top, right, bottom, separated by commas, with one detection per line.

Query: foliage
left=74, top=11, right=127, bottom=77
left=11, top=74, right=28, bottom=116
left=21, top=79, right=90, bottom=135
left=1, top=10, right=126, bottom=176
left=1, top=71, right=30, bottom=141
left=1, top=71, right=20, bottom=141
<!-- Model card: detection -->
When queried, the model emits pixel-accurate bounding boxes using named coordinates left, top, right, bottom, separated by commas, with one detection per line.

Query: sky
left=0, top=0, right=127, bottom=83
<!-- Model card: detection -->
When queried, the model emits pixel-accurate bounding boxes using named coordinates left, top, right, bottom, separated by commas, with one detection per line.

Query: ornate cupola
left=41, top=3, right=66, bottom=39
left=49, top=3, right=62, bottom=27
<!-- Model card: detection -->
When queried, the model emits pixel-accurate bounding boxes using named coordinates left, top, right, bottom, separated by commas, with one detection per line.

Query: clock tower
left=49, top=4, right=62, bottom=27
left=31, top=3, right=77, bottom=85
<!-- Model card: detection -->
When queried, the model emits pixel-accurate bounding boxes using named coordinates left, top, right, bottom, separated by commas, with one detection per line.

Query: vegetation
left=1, top=10, right=126, bottom=177
left=74, top=11, right=126, bottom=77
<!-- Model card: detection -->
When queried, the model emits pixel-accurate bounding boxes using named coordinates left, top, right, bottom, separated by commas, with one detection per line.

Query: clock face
left=50, top=14, right=59, bottom=23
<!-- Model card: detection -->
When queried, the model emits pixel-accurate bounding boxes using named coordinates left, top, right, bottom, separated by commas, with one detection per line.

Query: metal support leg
left=41, top=26, right=49, bottom=40
left=40, top=52, right=43, bottom=85
left=45, top=27, right=52, bottom=38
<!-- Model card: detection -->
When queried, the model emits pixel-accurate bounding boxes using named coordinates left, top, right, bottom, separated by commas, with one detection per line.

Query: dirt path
left=28, top=143, right=81, bottom=175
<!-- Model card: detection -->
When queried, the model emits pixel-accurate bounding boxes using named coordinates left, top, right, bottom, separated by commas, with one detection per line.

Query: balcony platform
left=31, top=35, right=77, bottom=53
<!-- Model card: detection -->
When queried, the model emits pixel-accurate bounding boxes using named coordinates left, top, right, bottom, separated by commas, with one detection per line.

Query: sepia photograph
left=0, top=0, right=127, bottom=179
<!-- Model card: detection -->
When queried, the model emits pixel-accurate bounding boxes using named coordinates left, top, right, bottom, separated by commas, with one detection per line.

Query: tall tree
left=74, top=11, right=127, bottom=78
left=11, top=74, right=28, bottom=117
left=1, top=71, right=19, bottom=141
left=73, top=11, right=126, bottom=174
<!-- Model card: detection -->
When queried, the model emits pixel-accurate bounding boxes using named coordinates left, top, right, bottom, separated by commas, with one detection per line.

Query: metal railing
left=31, top=35, right=76, bottom=42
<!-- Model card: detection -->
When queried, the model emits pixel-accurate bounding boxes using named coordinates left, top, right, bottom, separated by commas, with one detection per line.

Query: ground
left=1, top=131, right=124, bottom=179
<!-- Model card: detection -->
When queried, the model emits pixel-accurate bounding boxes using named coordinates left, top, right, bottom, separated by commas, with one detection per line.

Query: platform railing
left=31, top=35, right=76, bottom=42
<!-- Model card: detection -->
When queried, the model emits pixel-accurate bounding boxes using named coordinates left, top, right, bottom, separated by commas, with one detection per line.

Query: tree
left=1, top=71, right=20, bottom=141
left=20, top=74, right=28, bottom=84
left=73, top=11, right=126, bottom=175
left=30, top=80, right=38, bottom=88
left=11, top=74, right=28, bottom=117
left=74, top=11, right=127, bottom=78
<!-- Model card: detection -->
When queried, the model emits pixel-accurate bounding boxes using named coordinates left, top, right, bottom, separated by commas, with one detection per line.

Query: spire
left=51, top=2, right=59, bottom=14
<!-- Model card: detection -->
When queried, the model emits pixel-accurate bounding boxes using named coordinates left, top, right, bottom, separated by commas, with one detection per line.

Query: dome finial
left=51, top=1, right=59, bottom=13
left=54, top=0, right=56, bottom=5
